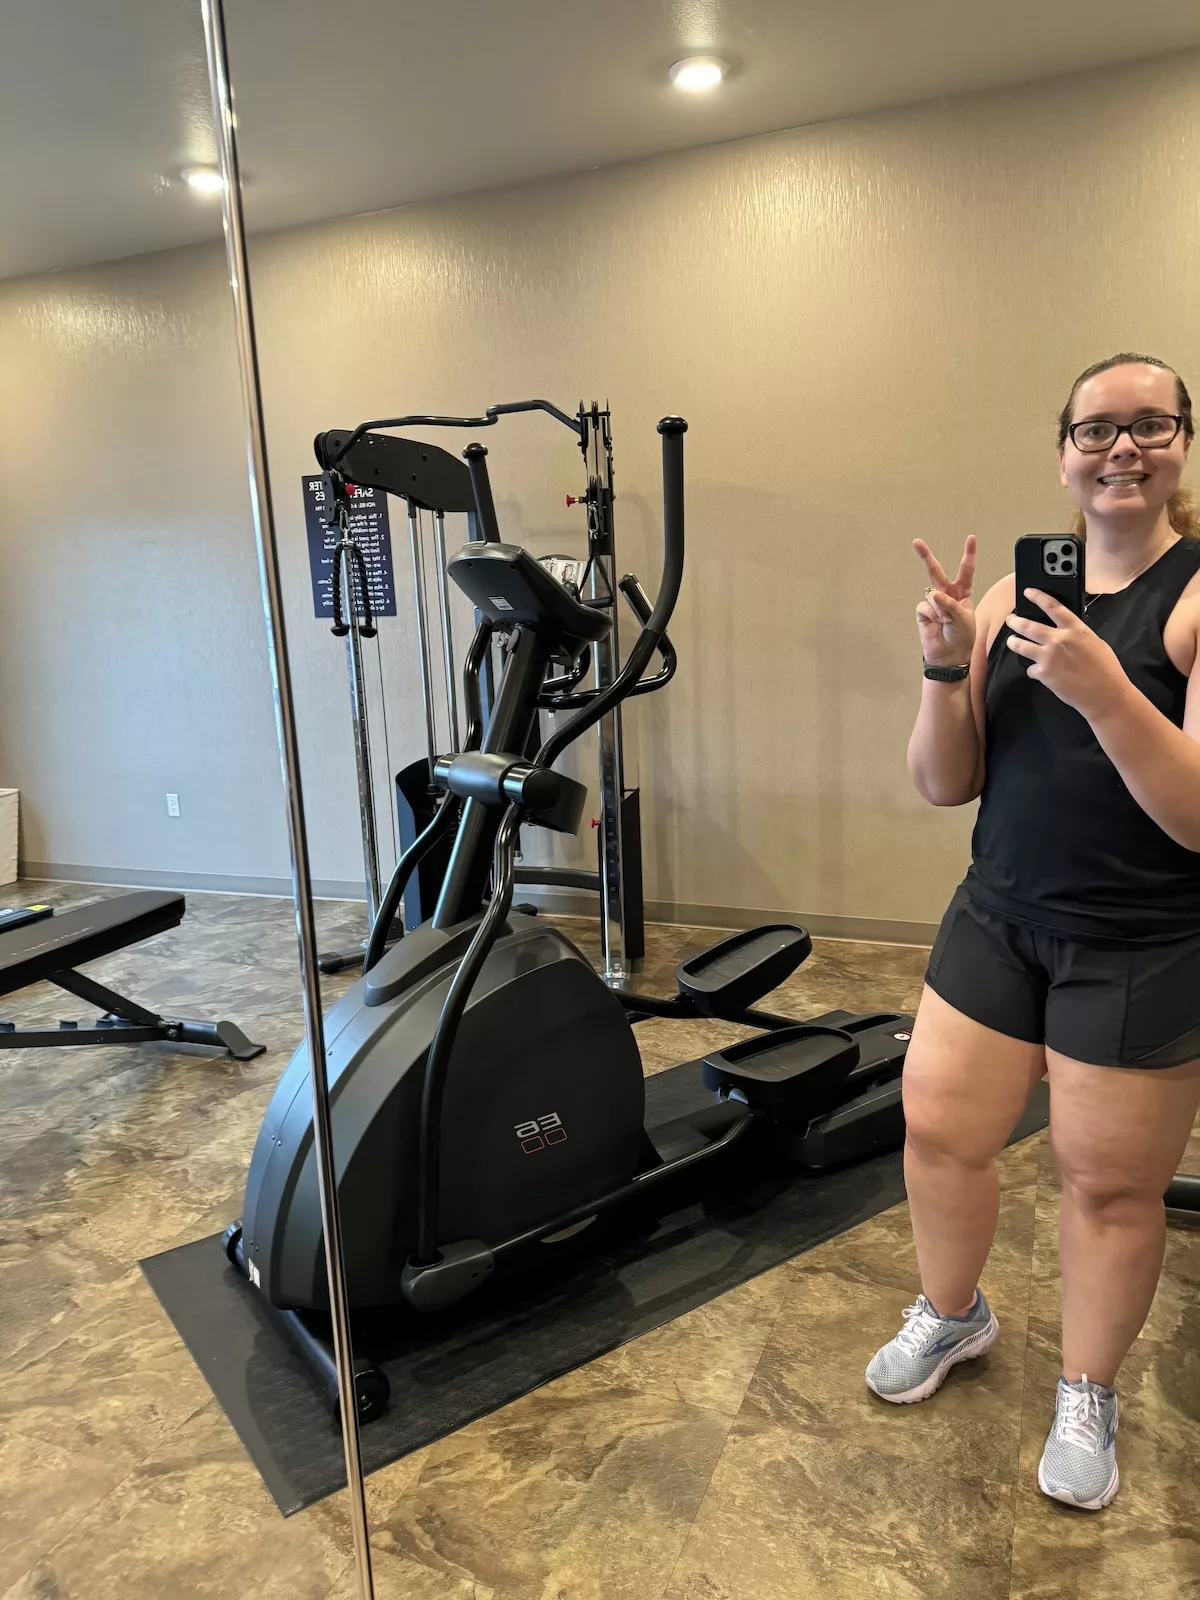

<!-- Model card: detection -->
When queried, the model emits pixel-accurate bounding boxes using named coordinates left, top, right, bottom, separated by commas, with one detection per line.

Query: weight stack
left=395, top=759, right=455, bottom=928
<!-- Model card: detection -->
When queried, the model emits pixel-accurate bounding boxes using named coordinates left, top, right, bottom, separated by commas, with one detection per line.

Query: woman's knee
left=902, top=986, right=1043, bottom=1166
left=902, top=1069, right=1004, bottom=1168
left=1053, top=1143, right=1166, bottom=1213
left=1048, top=1052, right=1200, bottom=1211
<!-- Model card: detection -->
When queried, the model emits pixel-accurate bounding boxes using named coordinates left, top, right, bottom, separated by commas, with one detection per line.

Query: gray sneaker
left=865, top=1289, right=999, bottom=1403
left=1037, top=1376, right=1120, bottom=1510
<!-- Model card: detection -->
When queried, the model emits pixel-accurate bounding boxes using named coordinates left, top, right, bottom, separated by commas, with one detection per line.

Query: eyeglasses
left=1067, top=414, right=1183, bottom=453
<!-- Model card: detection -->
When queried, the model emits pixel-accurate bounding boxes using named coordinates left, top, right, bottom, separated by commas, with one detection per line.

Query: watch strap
left=923, top=659, right=970, bottom=682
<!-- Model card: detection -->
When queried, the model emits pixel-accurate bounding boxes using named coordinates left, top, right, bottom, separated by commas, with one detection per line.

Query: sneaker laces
left=1055, top=1377, right=1107, bottom=1453
left=894, top=1297, right=945, bottom=1357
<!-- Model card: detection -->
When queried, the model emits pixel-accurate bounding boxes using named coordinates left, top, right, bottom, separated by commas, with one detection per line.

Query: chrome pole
left=342, top=546, right=383, bottom=919
left=198, top=4, right=375, bottom=1595
left=586, top=417, right=628, bottom=988
left=432, top=510, right=461, bottom=750
left=407, top=503, right=439, bottom=771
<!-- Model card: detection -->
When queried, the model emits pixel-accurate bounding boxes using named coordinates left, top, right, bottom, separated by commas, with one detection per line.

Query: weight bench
left=0, top=891, right=264, bottom=1060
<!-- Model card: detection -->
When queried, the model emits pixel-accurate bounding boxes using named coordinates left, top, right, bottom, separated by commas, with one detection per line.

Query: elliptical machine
left=224, top=414, right=910, bottom=1420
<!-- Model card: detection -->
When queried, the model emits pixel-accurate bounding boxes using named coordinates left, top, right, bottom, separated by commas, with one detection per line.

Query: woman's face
left=1058, top=363, right=1190, bottom=525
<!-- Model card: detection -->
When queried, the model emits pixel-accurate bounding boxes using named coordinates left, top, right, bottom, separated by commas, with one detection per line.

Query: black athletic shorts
left=926, top=885, right=1200, bottom=1069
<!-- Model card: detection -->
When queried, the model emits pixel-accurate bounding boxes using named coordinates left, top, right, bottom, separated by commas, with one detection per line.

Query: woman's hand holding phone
left=1005, top=592, right=1127, bottom=719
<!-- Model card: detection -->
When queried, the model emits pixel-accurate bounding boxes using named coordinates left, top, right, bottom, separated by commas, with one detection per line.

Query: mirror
left=3, top=4, right=1198, bottom=1596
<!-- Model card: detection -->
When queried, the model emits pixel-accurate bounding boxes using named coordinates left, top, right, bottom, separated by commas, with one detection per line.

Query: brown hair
left=1058, top=352, right=1199, bottom=540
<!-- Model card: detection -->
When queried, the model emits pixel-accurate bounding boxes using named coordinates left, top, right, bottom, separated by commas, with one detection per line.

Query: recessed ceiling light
left=668, top=55, right=728, bottom=92
left=181, top=165, right=224, bottom=194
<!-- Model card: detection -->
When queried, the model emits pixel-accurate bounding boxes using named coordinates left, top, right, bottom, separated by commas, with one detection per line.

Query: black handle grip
left=350, top=544, right=377, bottom=638
left=330, top=545, right=349, bottom=637
left=463, top=443, right=502, bottom=543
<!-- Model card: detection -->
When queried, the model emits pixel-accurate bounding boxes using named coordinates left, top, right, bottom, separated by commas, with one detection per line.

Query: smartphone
left=1014, top=535, right=1085, bottom=625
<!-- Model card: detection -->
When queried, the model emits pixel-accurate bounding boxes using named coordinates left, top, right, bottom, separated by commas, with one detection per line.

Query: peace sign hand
left=914, top=535, right=977, bottom=668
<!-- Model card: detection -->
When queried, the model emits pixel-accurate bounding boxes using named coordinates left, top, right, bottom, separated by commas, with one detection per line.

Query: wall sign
left=302, top=476, right=397, bottom=620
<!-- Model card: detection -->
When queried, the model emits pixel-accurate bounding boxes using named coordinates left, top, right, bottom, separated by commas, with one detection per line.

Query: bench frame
left=0, top=891, right=264, bottom=1061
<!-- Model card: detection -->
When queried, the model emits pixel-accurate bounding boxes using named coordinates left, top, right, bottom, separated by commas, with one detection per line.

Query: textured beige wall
left=2, top=51, right=1198, bottom=929
left=0, top=251, right=291, bottom=887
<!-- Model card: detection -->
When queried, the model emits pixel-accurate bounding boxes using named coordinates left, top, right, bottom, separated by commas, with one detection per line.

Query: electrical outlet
left=166, top=793, right=181, bottom=818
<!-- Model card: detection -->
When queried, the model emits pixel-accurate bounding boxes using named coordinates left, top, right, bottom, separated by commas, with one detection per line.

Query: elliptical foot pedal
left=702, top=1024, right=859, bottom=1120
left=797, top=1078, right=906, bottom=1168
left=794, top=1011, right=912, bottom=1168
left=677, top=925, right=812, bottom=1016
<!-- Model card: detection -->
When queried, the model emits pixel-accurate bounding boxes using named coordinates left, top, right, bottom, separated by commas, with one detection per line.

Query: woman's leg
left=1048, top=1052, right=1200, bottom=1387
left=903, top=985, right=1046, bottom=1315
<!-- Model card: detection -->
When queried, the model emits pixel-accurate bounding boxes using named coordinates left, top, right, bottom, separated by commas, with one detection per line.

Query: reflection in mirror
left=3, top=1, right=1200, bottom=1595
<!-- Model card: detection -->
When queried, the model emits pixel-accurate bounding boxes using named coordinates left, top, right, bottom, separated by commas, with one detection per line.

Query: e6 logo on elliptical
left=514, top=1112, right=567, bottom=1154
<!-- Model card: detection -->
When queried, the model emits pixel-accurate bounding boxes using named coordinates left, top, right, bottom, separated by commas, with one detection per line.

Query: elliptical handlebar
left=537, top=416, right=687, bottom=769
left=538, top=576, right=676, bottom=711
left=395, top=413, right=690, bottom=1282
left=362, top=617, right=494, bottom=975
left=618, top=574, right=677, bottom=695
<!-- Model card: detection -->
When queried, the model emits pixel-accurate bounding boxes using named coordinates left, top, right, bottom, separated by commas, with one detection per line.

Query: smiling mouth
left=1098, top=473, right=1148, bottom=487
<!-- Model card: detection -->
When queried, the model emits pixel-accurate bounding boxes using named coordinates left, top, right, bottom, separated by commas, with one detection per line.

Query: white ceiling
left=3, top=0, right=1200, bottom=282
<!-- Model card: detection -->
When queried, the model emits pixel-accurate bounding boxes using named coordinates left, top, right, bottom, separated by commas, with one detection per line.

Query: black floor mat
left=143, top=1071, right=1050, bottom=1515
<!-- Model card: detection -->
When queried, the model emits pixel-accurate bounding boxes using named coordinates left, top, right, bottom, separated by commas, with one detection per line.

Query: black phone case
left=1014, top=536, right=1085, bottom=625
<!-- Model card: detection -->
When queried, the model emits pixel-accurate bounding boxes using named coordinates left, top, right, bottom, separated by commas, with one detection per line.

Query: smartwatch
left=923, top=660, right=970, bottom=683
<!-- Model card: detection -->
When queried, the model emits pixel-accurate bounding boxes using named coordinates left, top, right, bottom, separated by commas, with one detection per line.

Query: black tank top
left=966, top=537, right=1200, bottom=943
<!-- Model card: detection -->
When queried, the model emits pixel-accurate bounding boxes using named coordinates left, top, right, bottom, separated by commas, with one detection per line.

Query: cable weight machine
left=314, top=479, right=402, bottom=975
left=517, top=401, right=672, bottom=983
left=314, top=399, right=669, bottom=987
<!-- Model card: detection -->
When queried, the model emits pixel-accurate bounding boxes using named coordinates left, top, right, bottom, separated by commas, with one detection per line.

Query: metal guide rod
left=432, top=510, right=461, bottom=750
left=197, top=3, right=375, bottom=1595
left=592, top=658, right=628, bottom=980
left=587, top=413, right=628, bottom=985
left=407, top=504, right=440, bottom=771
left=342, top=546, right=383, bottom=918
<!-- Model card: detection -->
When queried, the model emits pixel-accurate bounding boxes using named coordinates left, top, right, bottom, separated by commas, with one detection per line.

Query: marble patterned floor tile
left=567, top=1264, right=792, bottom=1418
left=0, top=1402, right=351, bottom=1600
left=337, top=1357, right=736, bottom=1600
left=1, top=1265, right=211, bottom=1456
left=1007, top=1324, right=1200, bottom=1598
left=324, top=1563, right=479, bottom=1599
left=0, top=1430, right=140, bottom=1596
left=1007, top=1133, right=1200, bottom=1599
left=6, top=880, right=1198, bottom=1600
left=320, top=1270, right=792, bottom=1600
left=661, top=1138, right=1041, bottom=1600
left=661, top=1422, right=1017, bottom=1600
left=0, top=1270, right=216, bottom=1589
left=0, top=1070, right=292, bottom=1369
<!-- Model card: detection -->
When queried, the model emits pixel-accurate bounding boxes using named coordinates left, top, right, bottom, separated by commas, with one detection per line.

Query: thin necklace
left=1082, top=537, right=1177, bottom=615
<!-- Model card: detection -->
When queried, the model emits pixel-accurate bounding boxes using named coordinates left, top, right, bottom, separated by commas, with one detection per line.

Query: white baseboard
left=18, top=862, right=937, bottom=946
left=19, top=861, right=364, bottom=901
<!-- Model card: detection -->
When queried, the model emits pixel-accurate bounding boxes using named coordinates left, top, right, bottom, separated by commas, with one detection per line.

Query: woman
left=867, top=353, right=1200, bottom=1511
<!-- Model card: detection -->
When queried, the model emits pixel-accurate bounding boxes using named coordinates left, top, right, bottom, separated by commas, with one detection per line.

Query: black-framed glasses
left=1067, top=414, right=1183, bottom=453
